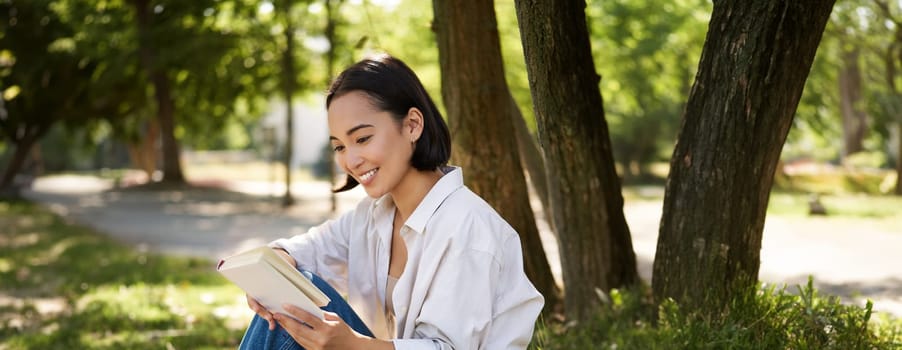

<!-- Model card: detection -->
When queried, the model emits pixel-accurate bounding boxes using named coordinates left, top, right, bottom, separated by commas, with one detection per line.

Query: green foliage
left=530, top=281, right=902, bottom=350
left=0, top=0, right=108, bottom=149
left=343, top=0, right=441, bottom=109
left=787, top=35, right=842, bottom=163
left=586, top=0, right=711, bottom=179
left=495, top=0, right=536, bottom=131
left=0, top=200, right=247, bottom=349
left=45, top=0, right=290, bottom=152
left=791, top=0, right=900, bottom=165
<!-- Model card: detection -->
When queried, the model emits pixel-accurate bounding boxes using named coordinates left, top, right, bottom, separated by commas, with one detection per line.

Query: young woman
left=239, top=54, right=543, bottom=350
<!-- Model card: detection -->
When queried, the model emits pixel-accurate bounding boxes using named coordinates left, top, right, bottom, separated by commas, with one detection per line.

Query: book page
left=218, top=249, right=326, bottom=320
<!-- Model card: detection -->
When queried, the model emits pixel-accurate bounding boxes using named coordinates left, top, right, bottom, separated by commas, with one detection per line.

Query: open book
left=217, top=246, right=331, bottom=320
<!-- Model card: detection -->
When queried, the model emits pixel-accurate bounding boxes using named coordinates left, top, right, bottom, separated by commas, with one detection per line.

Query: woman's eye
left=332, top=145, right=345, bottom=152
left=356, top=136, right=372, bottom=144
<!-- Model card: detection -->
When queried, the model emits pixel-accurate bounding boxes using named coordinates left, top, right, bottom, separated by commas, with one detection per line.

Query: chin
left=363, top=187, right=387, bottom=199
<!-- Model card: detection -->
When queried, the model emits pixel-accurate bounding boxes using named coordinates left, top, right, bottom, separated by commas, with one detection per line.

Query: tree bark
left=510, top=93, right=554, bottom=233
left=880, top=24, right=902, bottom=195
left=132, top=0, right=185, bottom=184
left=652, top=0, right=835, bottom=316
left=0, top=132, right=39, bottom=193
left=325, top=0, right=342, bottom=212
left=897, top=122, right=902, bottom=195
left=838, top=44, right=868, bottom=158
left=281, top=0, right=296, bottom=207
left=514, top=0, right=639, bottom=321
left=433, top=0, right=561, bottom=314
left=126, top=118, right=160, bottom=179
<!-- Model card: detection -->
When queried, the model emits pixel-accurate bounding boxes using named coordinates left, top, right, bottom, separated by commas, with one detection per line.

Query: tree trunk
left=896, top=122, right=902, bottom=195
left=132, top=0, right=185, bottom=184
left=838, top=44, right=867, bottom=158
left=325, top=0, right=341, bottom=212
left=0, top=133, right=38, bottom=193
left=126, top=118, right=160, bottom=179
left=509, top=93, right=554, bottom=233
left=514, top=0, right=639, bottom=321
left=433, top=0, right=561, bottom=314
left=281, top=1, right=296, bottom=207
left=881, top=33, right=902, bottom=196
left=652, top=0, right=835, bottom=316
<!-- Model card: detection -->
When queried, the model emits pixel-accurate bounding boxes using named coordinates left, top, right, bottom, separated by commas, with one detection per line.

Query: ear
left=404, top=107, right=425, bottom=142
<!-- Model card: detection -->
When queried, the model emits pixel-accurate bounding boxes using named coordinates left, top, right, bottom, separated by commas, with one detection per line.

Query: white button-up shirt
left=270, top=167, right=544, bottom=350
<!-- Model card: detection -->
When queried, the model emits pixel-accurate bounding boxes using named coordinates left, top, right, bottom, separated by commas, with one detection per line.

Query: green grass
left=0, top=200, right=248, bottom=349
left=620, top=168, right=902, bottom=226
left=530, top=280, right=902, bottom=350
left=56, top=162, right=317, bottom=186
left=767, top=192, right=902, bottom=219
left=4, top=185, right=900, bottom=349
left=774, top=170, right=896, bottom=195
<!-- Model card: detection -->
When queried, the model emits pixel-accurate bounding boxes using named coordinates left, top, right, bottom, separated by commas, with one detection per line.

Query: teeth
left=360, top=169, right=377, bottom=182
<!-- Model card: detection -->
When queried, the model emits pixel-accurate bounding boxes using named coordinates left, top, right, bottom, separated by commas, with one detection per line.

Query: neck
left=390, top=167, right=443, bottom=222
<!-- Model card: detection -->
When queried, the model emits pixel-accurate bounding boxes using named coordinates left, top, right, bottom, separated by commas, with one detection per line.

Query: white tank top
left=385, top=275, right=399, bottom=336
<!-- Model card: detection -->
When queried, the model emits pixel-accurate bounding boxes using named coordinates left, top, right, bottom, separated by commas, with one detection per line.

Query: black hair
left=326, top=53, right=451, bottom=193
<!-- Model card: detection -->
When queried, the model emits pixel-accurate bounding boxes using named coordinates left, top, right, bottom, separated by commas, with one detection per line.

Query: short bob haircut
left=327, top=53, right=451, bottom=193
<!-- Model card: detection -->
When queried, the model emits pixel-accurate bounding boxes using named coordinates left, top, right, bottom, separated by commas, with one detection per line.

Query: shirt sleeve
left=483, top=235, right=545, bottom=350
left=268, top=200, right=365, bottom=295
left=402, top=229, right=543, bottom=350
left=390, top=339, right=442, bottom=350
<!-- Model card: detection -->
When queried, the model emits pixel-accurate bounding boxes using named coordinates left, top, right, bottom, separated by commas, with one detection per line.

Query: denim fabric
left=238, top=271, right=374, bottom=350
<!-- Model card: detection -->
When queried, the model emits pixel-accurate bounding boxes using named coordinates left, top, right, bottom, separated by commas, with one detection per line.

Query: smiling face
left=328, top=91, right=424, bottom=198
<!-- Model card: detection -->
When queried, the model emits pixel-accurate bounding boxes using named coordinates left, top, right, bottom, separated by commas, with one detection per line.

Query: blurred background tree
left=0, top=0, right=130, bottom=193
left=587, top=0, right=709, bottom=183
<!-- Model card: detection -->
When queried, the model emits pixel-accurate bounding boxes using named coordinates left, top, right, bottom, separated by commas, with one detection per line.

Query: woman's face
left=328, top=91, right=421, bottom=198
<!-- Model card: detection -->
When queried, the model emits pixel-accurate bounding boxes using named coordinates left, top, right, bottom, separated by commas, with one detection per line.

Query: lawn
left=0, top=200, right=249, bottom=349
left=4, top=164, right=901, bottom=349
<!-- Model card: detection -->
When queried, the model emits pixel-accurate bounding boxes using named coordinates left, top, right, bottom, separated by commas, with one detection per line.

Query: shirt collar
left=372, top=166, right=463, bottom=235
left=406, top=166, right=462, bottom=234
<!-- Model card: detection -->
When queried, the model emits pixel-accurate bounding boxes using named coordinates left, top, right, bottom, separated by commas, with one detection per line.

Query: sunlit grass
left=184, top=161, right=317, bottom=183
left=60, top=162, right=319, bottom=185
left=768, top=192, right=902, bottom=219
left=529, top=281, right=902, bottom=349
left=774, top=168, right=896, bottom=195
left=0, top=200, right=249, bottom=349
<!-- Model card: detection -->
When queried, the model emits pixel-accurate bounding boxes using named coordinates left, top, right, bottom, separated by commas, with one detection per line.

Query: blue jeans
left=238, top=271, right=374, bottom=349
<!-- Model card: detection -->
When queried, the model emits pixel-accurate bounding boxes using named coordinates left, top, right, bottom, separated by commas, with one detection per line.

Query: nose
left=344, top=148, right=364, bottom=171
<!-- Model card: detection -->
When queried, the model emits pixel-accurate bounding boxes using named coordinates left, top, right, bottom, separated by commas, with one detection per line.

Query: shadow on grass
left=0, top=199, right=248, bottom=349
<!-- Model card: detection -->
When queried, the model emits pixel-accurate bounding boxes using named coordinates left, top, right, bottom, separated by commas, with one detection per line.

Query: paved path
left=22, top=175, right=902, bottom=317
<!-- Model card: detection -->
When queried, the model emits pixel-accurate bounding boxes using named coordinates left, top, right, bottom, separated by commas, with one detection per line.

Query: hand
left=274, top=305, right=378, bottom=350
left=272, top=247, right=297, bottom=267
left=246, top=294, right=278, bottom=330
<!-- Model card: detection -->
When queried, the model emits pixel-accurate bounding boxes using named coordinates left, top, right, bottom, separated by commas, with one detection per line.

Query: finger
left=246, top=296, right=277, bottom=330
left=274, top=312, right=318, bottom=347
left=322, top=311, right=345, bottom=327
left=282, top=304, right=324, bottom=329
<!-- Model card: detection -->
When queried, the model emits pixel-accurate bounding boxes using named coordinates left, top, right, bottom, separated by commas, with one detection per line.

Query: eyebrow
left=329, top=124, right=374, bottom=141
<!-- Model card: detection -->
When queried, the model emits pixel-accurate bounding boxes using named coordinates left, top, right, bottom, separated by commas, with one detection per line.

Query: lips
left=358, top=168, right=378, bottom=185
